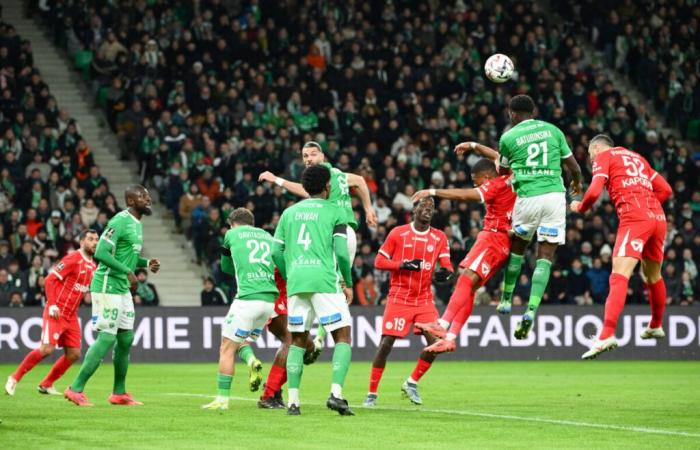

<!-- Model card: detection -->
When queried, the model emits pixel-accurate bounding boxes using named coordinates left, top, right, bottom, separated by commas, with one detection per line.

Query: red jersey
left=476, top=175, right=517, bottom=232
left=589, top=147, right=667, bottom=221
left=376, top=223, right=452, bottom=306
left=45, top=250, right=96, bottom=318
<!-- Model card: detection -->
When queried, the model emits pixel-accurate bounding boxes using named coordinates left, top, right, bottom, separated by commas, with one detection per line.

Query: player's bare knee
left=219, top=338, right=237, bottom=357
left=291, top=332, right=308, bottom=347
left=641, top=259, right=663, bottom=283
left=39, top=344, right=55, bottom=357
left=536, top=242, right=557, bottom=261
left=331, top=326, right=352, bottom=345
left=66, top=348, right=81, bottom=362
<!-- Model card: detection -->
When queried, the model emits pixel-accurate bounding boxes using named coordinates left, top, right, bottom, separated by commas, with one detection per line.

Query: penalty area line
left=162, top=392, right=700, bottom=439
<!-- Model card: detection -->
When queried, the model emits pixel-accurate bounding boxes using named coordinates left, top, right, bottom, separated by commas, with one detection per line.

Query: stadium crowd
left=10, top=0, right=700, bottom=308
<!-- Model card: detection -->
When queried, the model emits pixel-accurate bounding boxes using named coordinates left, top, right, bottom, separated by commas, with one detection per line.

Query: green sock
left=501, top=253, right=524, bottom=303
left=71, top=331, right=116, bottom=392
left=113, top=330, right=134, bottom=394
left=331, top=342, right=352, bottom=387
left=286, top=345, right=305, bottom=389
left=217, top=373, right=233, bottom=397
left=316, top=325, right=327, bottom=341
left=527, top=259, right=553, bottom=315
left=238, top=345, right=256, bottom=366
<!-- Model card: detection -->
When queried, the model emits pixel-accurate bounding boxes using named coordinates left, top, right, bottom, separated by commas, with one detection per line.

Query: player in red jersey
left=570, top=134, right=672, bottom=359
left=363, top=197, right=453, bottom=407
left=413, top=155, right=517, bottom=353
left=5, top=230, right=98, bottom=396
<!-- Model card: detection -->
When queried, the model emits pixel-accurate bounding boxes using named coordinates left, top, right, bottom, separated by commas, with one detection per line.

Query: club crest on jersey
left=55, top=262, right=64, bottom=271
left=631, top=239, right=644, bottom=253
left=427, top=245, right=434, bottom=252
left=105, top=228, right=116, bottom=239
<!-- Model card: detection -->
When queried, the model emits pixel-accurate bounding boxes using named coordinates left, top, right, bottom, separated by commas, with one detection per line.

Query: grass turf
left=1, top=361, right=699, bottom=449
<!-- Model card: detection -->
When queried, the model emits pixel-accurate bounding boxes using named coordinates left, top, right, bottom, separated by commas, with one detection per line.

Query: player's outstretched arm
left=346, top=173, right=377, bottom=227
left=259, top=171, right=309, bottom=198
left=333, top=225, right=353, bottom=288
left=571, top=175, right=606, bottom=213
left=454, top=141, right=499, bottom=161
left=412, top=188, right=482, bottom=203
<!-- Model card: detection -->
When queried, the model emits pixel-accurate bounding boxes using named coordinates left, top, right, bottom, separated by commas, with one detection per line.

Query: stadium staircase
left=3, top=2, right=204, bottom=306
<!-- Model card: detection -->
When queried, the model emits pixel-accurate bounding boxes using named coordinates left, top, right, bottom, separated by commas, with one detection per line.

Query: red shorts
left=614, top=218, right=667, bottom=262
left=272, top=273, right=288, bottom=317
left=459, top=230, right=510, bottom=282
left=41, top=313, right=81, bottom=348
left=382, top=301, right=438, bottom=338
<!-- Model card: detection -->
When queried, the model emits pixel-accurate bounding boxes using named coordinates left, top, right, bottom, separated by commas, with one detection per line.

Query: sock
left=446, top=332, right=457, bottom=340
left=71, top=332, right=117, bottom=392
left=599, top=273, right=630, bottom=340
left=501, top=253, right=524, bottom=303
left=527, top=259, right=553, bottom=315
left=113, top=330, right=134, bottom=394
left=443, top=275, right=476, bottom=333
left=438, top=318, right=449, bottom=329
left=331, top=383, right=343, bottom=398
left=368, top=367, right=384, bottom=394
left=286, top=345, right=305, bottom=406
left=13, top=349, right=45, bottom=382
left=316, top=325, right=327, bottom=341
left=39, top=355, right=74, bottom=387
left=331, top=342, right=352, bottom=392
left=648, top=279, right=667, bottom=328
left=410, top=358, right=432, bottom=383
left=262, top=365, right=286, bottom=400
left=238, top=345, right=256, bottom=366
left=217, top=373, right=233, bottom=397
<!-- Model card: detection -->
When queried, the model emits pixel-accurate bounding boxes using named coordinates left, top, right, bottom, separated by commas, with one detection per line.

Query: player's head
left=412, top=197, right=435, bottom=226
left=227, top=207, right=254, bottom=228
left=125, top=185, right=152, bottom=216
left=79, top=229, right=98, bottom=256
left=471, top=158, right=498, bottom=187
left=301, top=164, right=331, bottom=199
left=508, top=94, right=535, bottom=124
left=588, top=134, right=614, bottom=160
left=301, top=141, right=325, bottom=167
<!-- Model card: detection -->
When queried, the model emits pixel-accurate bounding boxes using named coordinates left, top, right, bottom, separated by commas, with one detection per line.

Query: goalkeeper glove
left=400, top=259, right=423, bottom=271
left=433, top=268, right=454, bottom=283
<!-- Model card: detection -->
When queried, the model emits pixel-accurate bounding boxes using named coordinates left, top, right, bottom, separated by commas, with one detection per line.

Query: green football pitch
left=1, top=361, right=699, bottom=449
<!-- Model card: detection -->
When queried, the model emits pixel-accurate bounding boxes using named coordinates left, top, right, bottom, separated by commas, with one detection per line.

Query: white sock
left=446, top=332, right=457, bottom=340
left=331, top=383, right=343, bottom=399
left=438, top=318, right=449, bottom=329
left=216, top=395, right=229, bottom=402
left=288, top=388, right=300, bottom=407
left=407, top=377, right=418, bottom=384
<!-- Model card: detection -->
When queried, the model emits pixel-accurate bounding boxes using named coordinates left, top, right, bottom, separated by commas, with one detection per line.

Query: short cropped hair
left=301, top=165, right=331, bottom=196
left=590, top=134, right=614, bottom=147
left=228, top=207, right=254, bottom=226
left=472, top=158, right=497, bottom=175
left=509, top=95, right=535, bottom=114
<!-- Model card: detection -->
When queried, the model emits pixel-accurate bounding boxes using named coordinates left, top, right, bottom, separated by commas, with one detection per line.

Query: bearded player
left=65, top=185, right=160, bottom=406
left=413, top=152, right=516, bottom=353
left=5, top=230, right=98, bottom=396
left=363, top=197, right=453, bottom=407
left=571, top=134, right=672, bottom=359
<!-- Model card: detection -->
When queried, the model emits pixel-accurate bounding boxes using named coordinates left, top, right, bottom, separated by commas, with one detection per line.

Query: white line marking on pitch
left=163, top=393, right=700, bottom=439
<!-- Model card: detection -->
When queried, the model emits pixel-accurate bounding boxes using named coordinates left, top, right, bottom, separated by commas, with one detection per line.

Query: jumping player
left=5, top=230, right=98, bottom=396
left=571, top=134, right=672, bottom=359
left=412, top=154, right=516, bottom=353
left=363, top=197, right=453, bottom=407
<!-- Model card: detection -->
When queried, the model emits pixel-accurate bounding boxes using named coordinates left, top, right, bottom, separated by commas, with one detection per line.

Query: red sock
left=599, top=273, right=630, bottom=340
left=648, top=279, right=667, bottom=328
left=642, top=282, right=650, bottom=302
left=448, top=295, right=475, bottom=336
left=410, top=358, right=432, bottom=382
left=262, top=364, right=286, bottom=400
left=442, top=275, right=475, bottom=324
left=368, top=367, right=384, bottom=394
left=39, top=355, right=73, bottom=387
left=12, top=349, right=45, bottom=382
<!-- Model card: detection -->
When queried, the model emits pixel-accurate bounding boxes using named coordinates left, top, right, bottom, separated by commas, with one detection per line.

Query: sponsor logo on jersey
left=73, top=283, right=89, bottom=293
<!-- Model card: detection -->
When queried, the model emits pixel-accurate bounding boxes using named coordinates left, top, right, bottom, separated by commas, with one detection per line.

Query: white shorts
left=347, top=226, right=357, bottom=262
left=91, top=292, right=135, bottom=334
left=221, top=300, right=275, bottom=343
left=288, top=293, right=351, bottom=333
left=511, top=192, right=566, bottom=244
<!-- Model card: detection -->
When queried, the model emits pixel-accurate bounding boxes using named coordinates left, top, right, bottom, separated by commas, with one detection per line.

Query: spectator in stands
left=134, top=268, right=160, bottom=306
left=200, top=276, right=228, bottom=306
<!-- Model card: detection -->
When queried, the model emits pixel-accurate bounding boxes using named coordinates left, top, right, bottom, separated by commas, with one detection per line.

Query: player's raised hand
left=411, top=190, right=431, bottom=203
left=454, top=141, right=476, bottom=156
left=258, top=171, right=277, bottom=184
left=48, top=305, right=60, bottom=319
left=400, top=259, right=423, bottom=271
left=148, top=258, right=161, bottom=273
left=365, top=207, right=378, bottom=228
left=127, top=271, right=138, bottom=292
left=570, top=180, right=583, bottom=197
left=343, top=287, right=354, bottom=305
left=570, top=200, right=582, bottom=213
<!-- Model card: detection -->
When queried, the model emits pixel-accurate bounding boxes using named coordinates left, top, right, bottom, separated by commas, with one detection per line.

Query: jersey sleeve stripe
left=378, top=249, right=390, bottom=258
left=476, top=188, right=485, bottom=203
left=272, top=237, right=285, bottom=244
left=102, top=238, right=116, bottom=246
left=562, top=152, right=573, bottom=159
left=333, top=233, right=347, bottom=238
left=592, top=174, right=609, bottom=179
left=49, top=270, right=63, bottom=280
left=438, top=253, right=450, bottom=258
left=650, top=172, right=658, bottom=181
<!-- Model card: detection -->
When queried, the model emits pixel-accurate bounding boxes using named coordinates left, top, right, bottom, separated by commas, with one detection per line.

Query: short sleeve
left=592, top=151, right=610, bottom=180
left=378, top=229, right=397, bottom=259
left=558, top=128, right=573, bottom=159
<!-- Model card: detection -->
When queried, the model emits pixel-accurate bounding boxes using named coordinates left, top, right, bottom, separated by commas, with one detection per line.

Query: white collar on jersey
left=410, top=222, right=430, bottom=235
left=78, top=249, right=93, bottom=263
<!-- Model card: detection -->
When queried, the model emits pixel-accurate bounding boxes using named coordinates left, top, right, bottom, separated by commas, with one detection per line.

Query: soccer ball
left=484, top=54, right=514, bottom=83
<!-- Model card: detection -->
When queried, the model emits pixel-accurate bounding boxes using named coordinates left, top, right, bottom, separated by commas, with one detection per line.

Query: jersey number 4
left=297, top=223, right=312, bottom=251
left=246, top=240, right=271, bottom=266
left=526, top=141, right=549, bottom=167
